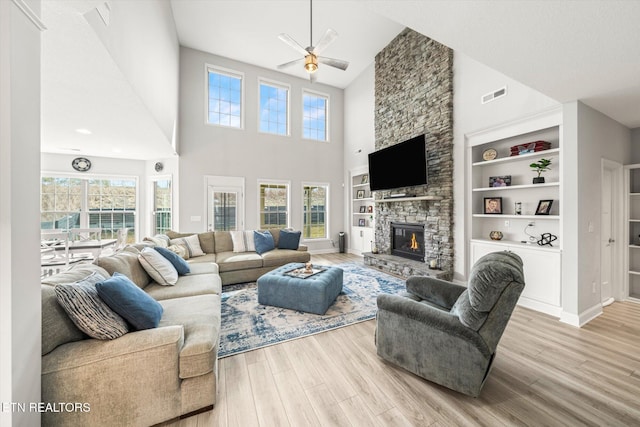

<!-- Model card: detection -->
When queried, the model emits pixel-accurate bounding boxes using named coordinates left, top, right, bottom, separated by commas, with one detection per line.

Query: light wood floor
left=164, top=253, right=640, bottom=427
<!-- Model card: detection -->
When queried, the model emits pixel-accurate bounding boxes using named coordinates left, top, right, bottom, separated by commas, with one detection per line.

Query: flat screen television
left=368, top=135, right=427, bottom=191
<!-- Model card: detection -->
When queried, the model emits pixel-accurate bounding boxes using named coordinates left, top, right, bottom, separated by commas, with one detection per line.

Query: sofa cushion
left=186, top=262, right=219, bottom=275
left=230, top=230, right=256, bottom=252
left=42, top=285, right=87, bottom=355
left=261, top=248, right=311, bottom=267
left=278, top=229, right=301, bottom=250
left=170, top=234, right=205, bottom=258
left=166, top=231, right=215, bottom=254
left=54, top=272, right=129, bottom=340
left=268, top=228, right=281, bottom=247
left=254, top=230, right=275, bottom=255
left=94, top=247, right=151, bottom=289
left=138, top=247, right=179, bottom=286
left=215, top=251, right=263, bottom=273
left=214, top=231, right=234, bottom=253
left=41, top=263, right=110, bottom=287
left=145, top=272, right=222, bottom=301
left=159, top=294, right=221, bottom=379
left=155, top=246, right=191, bottom=275
left=186, top=253, right=216, bottom=264
left=96, top=273, right=164, bottom=330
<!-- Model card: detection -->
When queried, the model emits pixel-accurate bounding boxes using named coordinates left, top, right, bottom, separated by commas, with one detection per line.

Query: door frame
left=601, top=159, right=624, bottom=302
left=204, top=175, right=245, bottom=231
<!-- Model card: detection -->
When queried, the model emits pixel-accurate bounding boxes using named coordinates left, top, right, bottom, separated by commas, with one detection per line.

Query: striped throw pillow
left=54, top=272, right=129, bottom=340
left=230, top=230, right=256, bottom=252
left=169, top=234, right=205, bottom=257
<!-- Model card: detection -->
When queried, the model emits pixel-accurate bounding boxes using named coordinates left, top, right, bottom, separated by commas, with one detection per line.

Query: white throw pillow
left=230, top=230, right=256, bottom=253
left=169, top=234, right=205, bottom=257
left=138, top=247, right=178, bottom=286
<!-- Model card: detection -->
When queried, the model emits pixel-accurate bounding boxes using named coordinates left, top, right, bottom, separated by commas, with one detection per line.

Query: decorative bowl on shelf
left=489, top=231, right=503, bottom=241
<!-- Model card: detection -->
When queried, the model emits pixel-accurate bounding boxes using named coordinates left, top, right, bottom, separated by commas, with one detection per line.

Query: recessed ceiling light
left=75, top=128, right=92, bottom=135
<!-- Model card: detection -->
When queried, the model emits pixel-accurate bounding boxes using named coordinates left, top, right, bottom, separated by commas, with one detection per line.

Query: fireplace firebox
left=391, top=222, right=425, bottom=262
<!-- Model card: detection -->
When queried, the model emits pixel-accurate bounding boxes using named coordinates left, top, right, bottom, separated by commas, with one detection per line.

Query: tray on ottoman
left=257, top=262, right=343, bottom=315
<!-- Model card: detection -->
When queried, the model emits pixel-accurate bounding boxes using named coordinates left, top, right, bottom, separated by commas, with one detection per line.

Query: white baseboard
left=560, top=303, right=603, bottom=327
left=517, top=297, right=562, bottom=318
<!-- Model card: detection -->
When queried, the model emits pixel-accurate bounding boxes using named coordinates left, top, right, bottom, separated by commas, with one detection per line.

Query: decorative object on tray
left=482, top=148, right=498, bottom=161
left=489, top=175, right=511, bottom=187
left=484, top=197, right=502, bottom=214
left=489, top=231, right=503, bottom=241
left=284, top=264, right=326, bottom=279
left=514, top=202, right=522, bottom=215
left=510, top=140, right=551, bottom=156
left=537, top=232, right=558, bottom=247
left=535, top=199, right=553, bottom=215
left=72, top=157, right=91, bottom=172
left=530, top=158, right=551, bottom=184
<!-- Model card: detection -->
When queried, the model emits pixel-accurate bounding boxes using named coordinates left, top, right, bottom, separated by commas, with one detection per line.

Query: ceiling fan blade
left=317, top=56, right=349, bottom=71
left=277, top=58, right=305, bottom=70
left=312, top=28, right=338, bottom=55
left=278, top=33, right=310, bottom=57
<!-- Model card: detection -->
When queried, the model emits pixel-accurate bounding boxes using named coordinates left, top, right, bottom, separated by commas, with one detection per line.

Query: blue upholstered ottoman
left=257, top=263, right=343, bottom=315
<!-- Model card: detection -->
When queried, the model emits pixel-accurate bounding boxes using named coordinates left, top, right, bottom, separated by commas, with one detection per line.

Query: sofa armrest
left=297, top=245, right=308, bottom=251
left=376, top=294, right=489, bottom=357
left=406, top=275, right=466, bottom=309
left=42, top=326, right=185, bottom=426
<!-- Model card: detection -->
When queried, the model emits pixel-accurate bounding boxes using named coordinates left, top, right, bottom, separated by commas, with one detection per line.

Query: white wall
left=562, top=102, right=631, bottom=324
left=631, top=127, right=640, bottom=163
left=0, top=0, right=42, bottom=424
left=85, top=0, right=179, bottom=150
left=178, top=47, right=345, bottom=252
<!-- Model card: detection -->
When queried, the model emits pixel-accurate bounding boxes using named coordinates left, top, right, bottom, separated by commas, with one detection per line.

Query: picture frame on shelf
left=484, top=197, right=502, bottom=214
left=358, top=218, right=366, bottom=227
left=367, top=205, right=373, bottom=213
left=535, top=199, right=553, bottom=215
left=361, top=174, right=369, bottom=184
left=356, top=190, right=365, bottom=199
left=359, top=206, right=366, bottom=213
left=489, top=175, right=511, bottom=187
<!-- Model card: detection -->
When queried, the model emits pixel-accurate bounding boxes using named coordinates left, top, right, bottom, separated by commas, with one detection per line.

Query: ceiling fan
left=277, top=0, right=349, bottom=82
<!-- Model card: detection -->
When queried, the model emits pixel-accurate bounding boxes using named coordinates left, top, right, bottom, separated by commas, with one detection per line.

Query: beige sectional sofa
left=165, top=229, right=311, bottom=285
left=41, top=247, right=222, bottom=426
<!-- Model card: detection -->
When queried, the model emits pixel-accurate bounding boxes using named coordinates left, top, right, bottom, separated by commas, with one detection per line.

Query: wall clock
left=482, top=148, right=498, bottom=161
left=154, top=162, right=164, bottom=172
left=71, top=157, right=91, bottom=172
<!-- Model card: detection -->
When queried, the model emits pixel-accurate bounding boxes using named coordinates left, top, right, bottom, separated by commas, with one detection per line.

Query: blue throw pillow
left=154, top=246, right=191, bottom=275
left=278, top=229, right=301, bottom=250
left=254, top=230, right=275, bottom=255
left=96, top=272, right=163, bottom=330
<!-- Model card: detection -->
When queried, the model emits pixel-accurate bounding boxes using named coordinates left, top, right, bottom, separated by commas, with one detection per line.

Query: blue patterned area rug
left=218, top=263, right=406, bottom=358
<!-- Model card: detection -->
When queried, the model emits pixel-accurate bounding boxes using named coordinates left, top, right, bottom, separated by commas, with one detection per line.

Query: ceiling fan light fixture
left=304, top=54, right=318, bottom=73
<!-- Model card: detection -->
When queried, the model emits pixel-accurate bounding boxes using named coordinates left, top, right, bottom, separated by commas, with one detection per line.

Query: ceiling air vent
left=481, top=86, right=507, bottom=104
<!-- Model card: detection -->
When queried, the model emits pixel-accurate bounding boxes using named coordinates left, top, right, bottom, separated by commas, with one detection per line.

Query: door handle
left=608, top=238, right=615, bottom=244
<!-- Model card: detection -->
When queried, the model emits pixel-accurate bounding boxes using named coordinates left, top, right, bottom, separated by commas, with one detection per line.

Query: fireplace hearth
left=391, top=222, right=425, bottom=262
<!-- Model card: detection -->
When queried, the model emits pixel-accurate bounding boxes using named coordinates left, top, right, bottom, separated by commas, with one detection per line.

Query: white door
left=601, top=168, right=613, bottom=305
left=207, top=186, right=243, bottom=231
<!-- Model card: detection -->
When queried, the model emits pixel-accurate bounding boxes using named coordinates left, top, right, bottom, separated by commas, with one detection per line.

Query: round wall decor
left=154, top=162, right=164, bottom=172
left=71, top=157, right=91, bottom=172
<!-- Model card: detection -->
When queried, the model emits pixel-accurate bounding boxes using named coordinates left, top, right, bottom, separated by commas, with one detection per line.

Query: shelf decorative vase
left=533, top=177, right=545, bottom=184
left=489, top=231, right=503, bottom=241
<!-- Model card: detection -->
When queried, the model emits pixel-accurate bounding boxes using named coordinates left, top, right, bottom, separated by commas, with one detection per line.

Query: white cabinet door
left=470, top=240, right=561, bottom=314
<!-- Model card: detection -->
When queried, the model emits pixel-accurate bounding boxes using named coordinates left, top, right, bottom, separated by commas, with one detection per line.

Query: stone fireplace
left=363, top=28, right=453, bottom=280
left=391, top=222, right=425, bottom=262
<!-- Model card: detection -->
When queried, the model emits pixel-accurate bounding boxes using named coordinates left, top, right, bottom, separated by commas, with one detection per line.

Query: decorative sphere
left=489, top=231, right=503, bottom=241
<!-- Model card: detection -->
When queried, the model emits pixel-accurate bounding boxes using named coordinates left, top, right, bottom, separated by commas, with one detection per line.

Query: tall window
left=259, top=80, right=289, bottom=135
left=259, top=182, right=289, bottom=229
left=303, top=184, right=328, bottom=239
left=207, top=65, right=243, bottom=128
left=41, top=176, right=137, bottom=239
left=152, top=178, right=172, bottom=235
left=303, top=90, right=328, bottom=141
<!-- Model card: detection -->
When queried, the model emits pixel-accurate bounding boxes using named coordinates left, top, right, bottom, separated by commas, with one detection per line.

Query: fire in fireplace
left=391, top=222, right=425, bottom=262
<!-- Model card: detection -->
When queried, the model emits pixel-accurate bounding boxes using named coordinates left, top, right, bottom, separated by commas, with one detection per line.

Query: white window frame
left=302, top=88, right=329, bottom=142
left=149, top=174, right=173, bottom=236
left=257, top=179, right=290, bottom=229
left=205, top=64, right=245, bottom=129
left=302, top=182, right=330, bottom=241
left=258, top=77, right=291, bottom=137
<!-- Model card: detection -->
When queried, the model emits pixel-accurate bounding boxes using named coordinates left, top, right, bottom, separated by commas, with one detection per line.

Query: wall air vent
left=481, top=86, right=507, bottom=104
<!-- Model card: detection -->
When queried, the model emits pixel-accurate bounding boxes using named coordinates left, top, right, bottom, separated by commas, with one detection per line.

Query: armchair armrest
left=406, top=276, right=466, bottom=310
left=376, top=294, right=490, bottom=358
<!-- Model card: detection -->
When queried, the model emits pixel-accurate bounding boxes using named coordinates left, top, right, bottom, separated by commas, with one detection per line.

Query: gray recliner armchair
left=375, top=251, right=524, bottom=397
